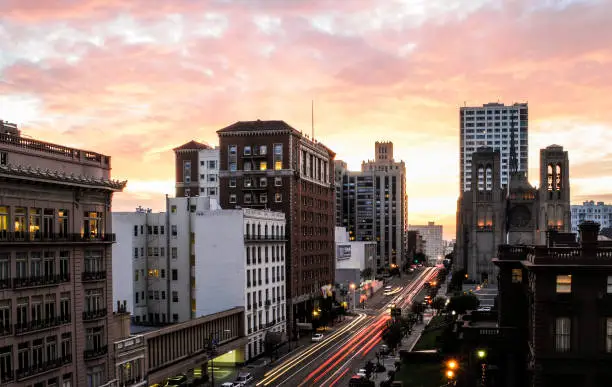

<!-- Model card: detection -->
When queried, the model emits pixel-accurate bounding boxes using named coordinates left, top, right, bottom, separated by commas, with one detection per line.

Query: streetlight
left=349, top=283, right=356, bottom=310
left=207, top=329, right=231, bottom=387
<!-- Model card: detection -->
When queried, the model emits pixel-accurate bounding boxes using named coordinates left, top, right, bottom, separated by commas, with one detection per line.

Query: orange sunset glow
left=1, top=0, right=611, bottom=240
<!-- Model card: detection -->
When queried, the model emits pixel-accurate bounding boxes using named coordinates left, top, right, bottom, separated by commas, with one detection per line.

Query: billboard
left=337, top=245, right=352, bottom=260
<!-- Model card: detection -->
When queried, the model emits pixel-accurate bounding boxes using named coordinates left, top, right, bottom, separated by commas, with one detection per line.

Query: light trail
left=327, top=367, right=349, bottom=387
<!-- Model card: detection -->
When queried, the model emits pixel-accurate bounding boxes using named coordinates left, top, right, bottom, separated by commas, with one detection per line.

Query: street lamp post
left=207, top=329, right=231, bottom=387
left=349, top=283, right=356, bottom=311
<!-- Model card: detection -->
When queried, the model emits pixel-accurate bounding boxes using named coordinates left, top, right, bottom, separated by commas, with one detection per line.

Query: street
left=254, top=267, right=439, bottom=387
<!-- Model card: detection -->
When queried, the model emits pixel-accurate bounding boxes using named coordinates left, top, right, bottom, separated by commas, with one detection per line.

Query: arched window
left=555, top=164, right=562, bottom=191
left=547, top=164, right=554, bottom=191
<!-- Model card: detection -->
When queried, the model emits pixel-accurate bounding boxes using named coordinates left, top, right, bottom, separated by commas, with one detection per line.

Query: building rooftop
left=217, top=119, right=300, bottom=135
left=172, top=140, right=212, bottom=152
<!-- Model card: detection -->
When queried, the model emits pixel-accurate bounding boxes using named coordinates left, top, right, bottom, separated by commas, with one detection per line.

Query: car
left=222, top=383, right=241, bottom=387
left=384, top=286, right=393, bottom=291
left=164, top=375, right=187, bottom=387
left=312, top=333, right=324, bottom=342
left=235, top=372, right=253, bottom=385
left=357, top=368, right=367, bottom=377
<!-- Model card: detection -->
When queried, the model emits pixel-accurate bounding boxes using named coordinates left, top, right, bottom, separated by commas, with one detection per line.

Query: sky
left=1, top=0, right=611, bottom=240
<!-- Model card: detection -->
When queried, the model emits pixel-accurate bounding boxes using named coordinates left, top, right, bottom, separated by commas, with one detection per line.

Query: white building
left=195, top=208, right=287, bottom=361
left=460, top=102, right=529, bottom=191
left=173, top=141, right=220, bottom=200
left=571, top=201, right=612, bottom=234
left=112, top=197, right=286, bottom=362
left=334, top=227, right=377, bottom=274
left=408, top=222, right=444, bottom=263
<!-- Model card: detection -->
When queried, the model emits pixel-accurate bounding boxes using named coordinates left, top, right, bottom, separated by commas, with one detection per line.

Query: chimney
left=579, top=221, right=600, bottom=255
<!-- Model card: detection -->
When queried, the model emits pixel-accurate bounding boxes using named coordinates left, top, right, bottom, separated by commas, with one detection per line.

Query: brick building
left=0, top=121, right=126, bottom=386
left=216, top=120, right=335, bottom=337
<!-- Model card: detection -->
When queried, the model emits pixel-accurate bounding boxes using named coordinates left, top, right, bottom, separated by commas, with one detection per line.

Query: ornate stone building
left=456, top=140, right=570, bottom=284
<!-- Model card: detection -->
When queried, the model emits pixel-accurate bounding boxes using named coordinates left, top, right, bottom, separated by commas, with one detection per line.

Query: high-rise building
left=571, top=201, right=612, bottom=234
left=408, top=222, right=444, bottom=263
left=459, top=102, right=528, bottom=191
left=173, top=141, right=220, bottom=200
left=216, top=120, right=336, bottom=339
left=0, top=122, right=126, bottom=386
left=112, top=197, right=286, bottom=362
left=335, top=142, right=407, bottom=270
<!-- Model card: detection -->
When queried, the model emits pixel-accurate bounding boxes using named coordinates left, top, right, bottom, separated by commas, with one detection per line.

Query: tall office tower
left=571, top=201, right=612, bottom=234
left=408, top=222, right=444, bottom=263
left=216, top=120, right=336, bottom=339
left=335, top=142, right=407, bottom=271
left=113, top=198, right=286, bottom=362
left=459, top=102, right=528, bottom=191
left=173, top=141, right=220, bottom=201
left=0, top=122, right=126, bottom=386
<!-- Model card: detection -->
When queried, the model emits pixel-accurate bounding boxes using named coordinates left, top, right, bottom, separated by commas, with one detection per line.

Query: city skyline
left=2, top=0, right=612, bottom=240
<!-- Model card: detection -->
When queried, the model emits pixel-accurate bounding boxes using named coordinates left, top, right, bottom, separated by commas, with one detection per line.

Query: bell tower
left=538, top=145, right=570, bottom=243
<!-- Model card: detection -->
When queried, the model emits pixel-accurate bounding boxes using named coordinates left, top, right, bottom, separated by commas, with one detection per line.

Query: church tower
left=538, top=145, right=570, bottom=244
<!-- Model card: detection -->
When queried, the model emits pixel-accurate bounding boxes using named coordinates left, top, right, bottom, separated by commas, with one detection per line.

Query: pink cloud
left=1, top=0, right=612, bottom=238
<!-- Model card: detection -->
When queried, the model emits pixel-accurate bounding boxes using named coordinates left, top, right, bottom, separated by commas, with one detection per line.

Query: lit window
left=274, top=177, right=282, bottom=186
left=260, top=161, right=267, bottom=171
left=275, top=160, right=282, bottom=170
left=230, top=162, right=237, bottom=172
left=275, top=193, right=282, bottom=202
left=171, top=205, right=177, bottom=213
left=556, top=275, right=571, bottom=293
left=229, top=145, right=237, bottom=155
left=554, top=317, right=571, bottom=352
left=260, top=145, right=267, bottom=155
left=511, top=269, right=522, bottom=283
left=230, top=194, right=237, bottom=203
left=244, top=146, right=251, bottom=155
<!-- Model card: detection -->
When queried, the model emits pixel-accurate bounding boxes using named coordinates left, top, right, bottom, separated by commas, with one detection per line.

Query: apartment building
left=335, top=142, right=407, bottom=270
left=0, top=121, right=126, bottom=386
left=459, top=102, right=528, bottom=191
left=571, top=201, right=612, bottom=234
left=113, top=198, right=286, bottom=362
left=173, top=141, right=220, bottom=200
left=408, top=222, right=444, bottom=262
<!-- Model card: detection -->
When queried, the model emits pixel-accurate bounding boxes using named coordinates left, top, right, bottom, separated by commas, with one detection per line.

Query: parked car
left=357, top=368, right=368, bottom=377
left=222, top=383, right=241, bottom=387
left=164, top=375, right=187, bottom=387
left=312, top=333, right=324, bottom=342
left=235, top=372, right=253, bottom=385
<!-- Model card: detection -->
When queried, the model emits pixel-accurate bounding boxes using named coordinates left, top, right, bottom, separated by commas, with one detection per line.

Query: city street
left=254, top=267, right=439, bottom=387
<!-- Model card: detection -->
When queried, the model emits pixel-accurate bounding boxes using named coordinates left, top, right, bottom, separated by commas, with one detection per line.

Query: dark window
left=172, top=269, right=178, bottom=281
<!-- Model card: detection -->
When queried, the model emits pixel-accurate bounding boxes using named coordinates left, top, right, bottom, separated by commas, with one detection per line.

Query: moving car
left=222, top=383, right=241, bottom=387
left=357, top=368, right=367, bottom=377
left=235, top=372, right=253, bottom=385
left=312, top=333, right=324, bottom=342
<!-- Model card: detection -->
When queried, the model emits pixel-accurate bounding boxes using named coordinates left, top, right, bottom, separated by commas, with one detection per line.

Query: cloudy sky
left=1, top=0, right=611, bottom=239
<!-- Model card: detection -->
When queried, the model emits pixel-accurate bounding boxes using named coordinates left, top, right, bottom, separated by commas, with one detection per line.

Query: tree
left=411, top=300, right=424, bottom=317
left=432, top=296, right=447, bottom=315
left=447, top=294, right=480, bottom=315
left=361, top=268, right=373, bottom=280
left=413, top=252, right=426, bottom=265
left=449, top=269, right=467, bottom=292
left=382, top=321, right=403, bottom=350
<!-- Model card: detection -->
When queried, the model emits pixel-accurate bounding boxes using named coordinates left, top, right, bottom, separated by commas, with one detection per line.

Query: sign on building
left=337, top=245, right=352, bottom=260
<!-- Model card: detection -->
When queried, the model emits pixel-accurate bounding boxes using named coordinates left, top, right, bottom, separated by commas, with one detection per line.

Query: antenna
left=311, top=100, right=314, bottom=139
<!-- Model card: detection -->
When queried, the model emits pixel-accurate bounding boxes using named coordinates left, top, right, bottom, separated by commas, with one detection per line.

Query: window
left=275, top=193, right=282, bottom=202
left=209, top=188, right=216, bottom=196
left=274, top=177, right=282, bottom=186
left=260, top=177, right=267, bottom=187
left=133, top=225, right=138, bottom=236
left=208, top=174, right=217, bottom=182
left=82, top=211, right=103, bottom=239
left=606, top=318, right=612, bottom=353
left=208, top=160, right=216, bottom=169
left=275, top=160, right=282, bottom=170
left=607, top=276, right=612, bottom=293
left=244, top=194, right=252, bottom=204
left=554, top=317, right=571, bottom=352
left=172, top=247, right=177, bottom=259
left=160, top=247, right=165, bottom=256
left=86, top=365, right=104, bottom=387
left=229, top=178, right=236, bottom=188
left=511, top=269, right=522, bottom=283
left=172, top=269, right=178, bottom=281
left=0, top=152, right=6, bottom=166
left=244, top=178, right=252, bottom=188
left=172, top=291, right=179, bottom=302
left=556, top=275, right=572, bottom=293
left=260, top=194, right=267, bottom=203
left=260, top=161, right=267, bottom=171
left=244, top=146, right=251, bottom=155
left=171, top=205, right=177, bottom=214
left=230, top=162, right=237, bottom=171
left=230, top=194, right=237, bottom=204
left=260, top=145, right=267, bottom=155
left=171, top=225, right=177, bottom=236
left=29, top=208, right=42, bottom=239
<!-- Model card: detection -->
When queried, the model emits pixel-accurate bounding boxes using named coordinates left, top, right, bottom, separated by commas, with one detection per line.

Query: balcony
left=14, top=315, right=71, bottom=335
left=0, top=232, right=116, bottom=244
left=16, top=355, right=72, bottom=380
left=83, top=308, right=107, bottom=321
left=84, top=345, right=108, bottom=360
left=82, top=271, right=106, bottom=282
left=13, top=274, right=70, bottom=289
left=244, top=235, right=287, bottom=243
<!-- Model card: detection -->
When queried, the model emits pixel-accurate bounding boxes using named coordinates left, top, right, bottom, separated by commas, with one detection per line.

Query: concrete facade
left=0, top=123, right=126, bottom=387
left=173, top=141, right=220, bottom=201
left=335, top=142, right=408, bottom=271
left=408, top=222, right=444, bottom=263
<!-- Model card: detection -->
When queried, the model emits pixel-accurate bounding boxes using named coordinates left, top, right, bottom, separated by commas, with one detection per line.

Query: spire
left=509, top=111, right=518, bottom=174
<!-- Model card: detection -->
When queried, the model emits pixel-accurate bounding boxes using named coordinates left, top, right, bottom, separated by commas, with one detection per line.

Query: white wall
left=112, top=213, right=139, bottom=314
left=194, top=210, right=245, bottom=317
